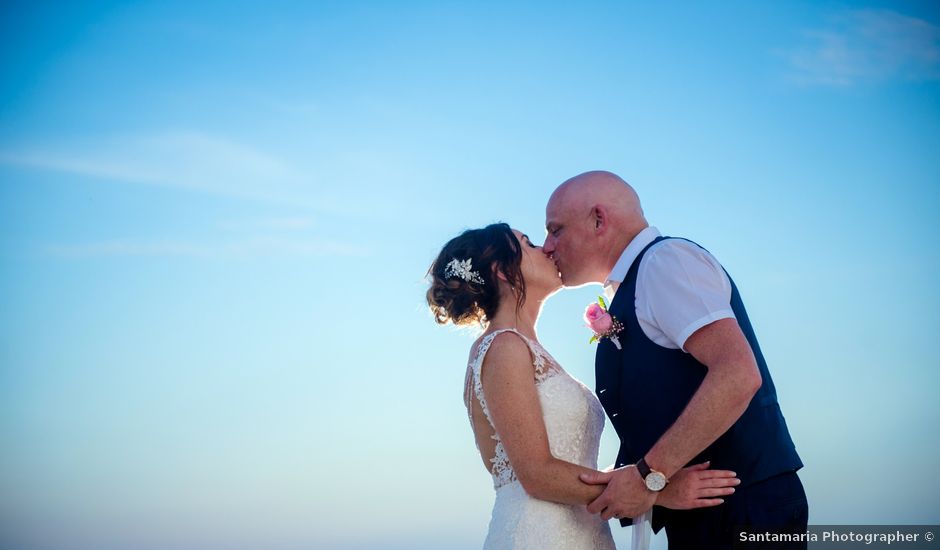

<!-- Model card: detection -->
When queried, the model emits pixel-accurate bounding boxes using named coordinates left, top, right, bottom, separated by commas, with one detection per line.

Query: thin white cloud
left=0, top=150, right=167, bottom=185
left=0, top=131, right=335, bottom=210
left=43, top=237, right=369, bottom=260
left=782, top=9, right=940, bottom=86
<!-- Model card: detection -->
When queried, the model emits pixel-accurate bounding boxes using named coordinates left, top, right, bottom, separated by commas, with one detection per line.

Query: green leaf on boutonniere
left=589, top=335, right=598, bottom=344
left=598, top=295, right=608, bottom=309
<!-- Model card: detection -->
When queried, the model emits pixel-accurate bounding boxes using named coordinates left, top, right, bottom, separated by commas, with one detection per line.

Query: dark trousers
left=662, top=471, right=809, bottom=550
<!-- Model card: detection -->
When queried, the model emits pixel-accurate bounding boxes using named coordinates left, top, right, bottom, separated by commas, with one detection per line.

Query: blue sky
left=1, top=1, right=939, bottom=549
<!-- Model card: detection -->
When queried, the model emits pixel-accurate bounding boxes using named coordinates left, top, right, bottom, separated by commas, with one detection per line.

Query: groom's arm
left=581, top=318, right=758, bottom=520
left=643, top=317, right=762, bottom=478
left=582, top=242, right=760, bottom=520
left=636, top=241, right=762, bottom=478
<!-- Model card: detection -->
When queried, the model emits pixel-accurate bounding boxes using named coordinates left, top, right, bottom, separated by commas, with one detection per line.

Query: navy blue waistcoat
left=596, top=236, right=803, bottom=530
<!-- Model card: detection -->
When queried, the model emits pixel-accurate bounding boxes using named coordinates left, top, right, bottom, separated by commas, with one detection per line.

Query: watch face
left=645, top=472, right=667, bottom=492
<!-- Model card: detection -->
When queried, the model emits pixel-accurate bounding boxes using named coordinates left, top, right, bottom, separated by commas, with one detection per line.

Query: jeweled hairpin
left=444, top=258, right=485, bottom=284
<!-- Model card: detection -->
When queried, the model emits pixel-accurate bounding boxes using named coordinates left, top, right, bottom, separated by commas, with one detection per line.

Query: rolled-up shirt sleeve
left=637, top=241, right=735, bottom=352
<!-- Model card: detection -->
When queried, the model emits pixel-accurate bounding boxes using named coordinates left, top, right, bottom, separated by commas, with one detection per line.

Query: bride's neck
left=486, top=295, right=544, bottom=341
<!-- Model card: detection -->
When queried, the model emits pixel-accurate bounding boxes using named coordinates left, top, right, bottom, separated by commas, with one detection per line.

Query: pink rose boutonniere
left=584, top=296, right=624, bottom=350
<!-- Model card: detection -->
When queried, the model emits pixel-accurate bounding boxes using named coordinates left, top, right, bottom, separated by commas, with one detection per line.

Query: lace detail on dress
left=465, top=328, right=558, bottom=489
left=462, top=328, right=615, bottom=549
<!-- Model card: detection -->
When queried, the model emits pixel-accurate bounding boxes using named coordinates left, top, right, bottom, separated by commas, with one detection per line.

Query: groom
left=543, top=171, right=806, bottom=549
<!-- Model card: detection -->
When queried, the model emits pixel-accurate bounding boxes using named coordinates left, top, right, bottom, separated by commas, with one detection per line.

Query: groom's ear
left=592, top=205, right=608, bottom=234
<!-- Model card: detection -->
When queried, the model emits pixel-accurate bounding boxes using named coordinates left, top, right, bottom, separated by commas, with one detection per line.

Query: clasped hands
left=579, top=461, right=740, bottom=521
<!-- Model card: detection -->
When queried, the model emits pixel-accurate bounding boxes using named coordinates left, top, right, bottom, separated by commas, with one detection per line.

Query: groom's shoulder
left=645, top=235, right=709, bottom=257
left=657, top=235, right=705, bottom=248
left=641, top=236, right=725, bottom=271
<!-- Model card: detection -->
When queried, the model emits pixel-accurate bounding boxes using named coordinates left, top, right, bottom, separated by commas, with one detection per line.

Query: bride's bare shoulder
left=480, top=332, right=533, bottom=370
left=465, top=330, right=527, bottom=367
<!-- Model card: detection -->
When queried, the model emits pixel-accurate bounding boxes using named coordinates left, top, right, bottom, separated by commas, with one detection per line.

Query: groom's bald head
left=544, top=171, right=648, bottom=287
left=550, top=170, right=644, bottom=221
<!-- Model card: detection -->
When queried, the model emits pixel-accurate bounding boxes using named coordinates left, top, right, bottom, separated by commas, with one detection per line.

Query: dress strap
left=466, top=328, right=548, bottom=428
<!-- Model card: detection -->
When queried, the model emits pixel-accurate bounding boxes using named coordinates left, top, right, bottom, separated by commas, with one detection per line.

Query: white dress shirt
left=604, top=226, right=735, bottom=352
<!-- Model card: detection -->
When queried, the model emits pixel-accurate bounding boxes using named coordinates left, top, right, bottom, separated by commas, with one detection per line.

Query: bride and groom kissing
left=426, top=171, right=806, bottom=550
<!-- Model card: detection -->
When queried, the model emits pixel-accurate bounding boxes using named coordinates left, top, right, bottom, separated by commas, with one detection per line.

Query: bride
left=426, top=223, right=739, bottom=549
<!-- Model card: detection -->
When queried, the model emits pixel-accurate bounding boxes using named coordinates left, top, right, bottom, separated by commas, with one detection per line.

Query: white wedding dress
left=464, top=328, right=617, bottom=549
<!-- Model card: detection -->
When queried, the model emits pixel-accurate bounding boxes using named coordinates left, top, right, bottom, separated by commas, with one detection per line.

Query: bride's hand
left=655, top=461, right=740, bottom=510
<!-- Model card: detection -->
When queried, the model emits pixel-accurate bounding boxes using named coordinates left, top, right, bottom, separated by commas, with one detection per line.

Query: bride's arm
left=481, top=334, right=604, bottom=505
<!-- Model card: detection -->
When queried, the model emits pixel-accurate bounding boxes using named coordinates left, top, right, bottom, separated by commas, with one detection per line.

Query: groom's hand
left=581, top=465, right=657, bottom=521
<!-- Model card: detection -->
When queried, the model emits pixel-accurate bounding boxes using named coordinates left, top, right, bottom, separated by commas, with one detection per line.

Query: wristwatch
left=636, top=457, right=668, bottom=492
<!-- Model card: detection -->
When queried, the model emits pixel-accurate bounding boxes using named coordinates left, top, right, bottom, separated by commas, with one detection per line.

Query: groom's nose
left=543, top=236, right=556, bottom=255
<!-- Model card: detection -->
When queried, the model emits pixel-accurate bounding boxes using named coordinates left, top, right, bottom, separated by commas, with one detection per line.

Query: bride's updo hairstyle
left=427, top=222, right=527, bottom=327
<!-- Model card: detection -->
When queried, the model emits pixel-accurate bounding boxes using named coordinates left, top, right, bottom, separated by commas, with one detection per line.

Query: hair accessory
left=444, top=258, right=485, bottom=284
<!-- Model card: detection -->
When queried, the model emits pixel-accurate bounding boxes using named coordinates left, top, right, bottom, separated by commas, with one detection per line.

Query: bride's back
left=463, top=329, right=603, bottom=489
left=463, top=333, right=510, bottom=476
left=466, top=367, right=501, bottom=473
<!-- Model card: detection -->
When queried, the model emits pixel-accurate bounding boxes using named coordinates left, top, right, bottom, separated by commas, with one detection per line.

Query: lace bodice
left=464, top=329, right=607, bottom=490
left=463, top=328, right=616, bottom=549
